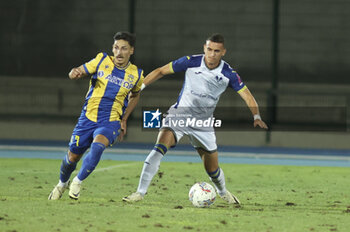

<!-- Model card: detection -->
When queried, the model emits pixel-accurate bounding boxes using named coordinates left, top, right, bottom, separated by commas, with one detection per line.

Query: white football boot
left=220, top=190, right=240, bottom=204
left=69, top=180, right=81, bottom=200
left=122, top=192, right=144, bottom=202
left=48, top=181, right=69, bottom=200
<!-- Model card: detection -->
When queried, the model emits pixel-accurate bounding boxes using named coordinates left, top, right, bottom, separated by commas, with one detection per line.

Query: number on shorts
left=75, top=135, right=80, bottom=147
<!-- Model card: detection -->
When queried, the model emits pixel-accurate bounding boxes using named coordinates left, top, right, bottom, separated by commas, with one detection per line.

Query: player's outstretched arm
left=238, top=87, right=268, bottom=129
left=68, top=65, right=88, bottom=80
left=141, top=63, right=173, bottom=90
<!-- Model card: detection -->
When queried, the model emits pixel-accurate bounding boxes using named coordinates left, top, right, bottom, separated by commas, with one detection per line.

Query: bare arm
left=118, top=91, right=141, bottom=141
left=68, top=65, right=88, bottom=80
left=142, top=63, right=174, bottom=88
left=122, top=92, right=140, bottom=122
left=238, top=87, right=268, bottom=129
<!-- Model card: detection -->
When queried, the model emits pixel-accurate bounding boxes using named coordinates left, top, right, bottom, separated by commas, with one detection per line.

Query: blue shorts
left=69, top=115, right=121, bottom=155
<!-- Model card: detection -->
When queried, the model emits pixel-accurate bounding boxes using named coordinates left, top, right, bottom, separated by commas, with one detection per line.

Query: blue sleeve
left=171, top=56, right=191, bottom=73
left=229, top=72, right=246, bottom=92
left=221, top=63, right=246, bottom=92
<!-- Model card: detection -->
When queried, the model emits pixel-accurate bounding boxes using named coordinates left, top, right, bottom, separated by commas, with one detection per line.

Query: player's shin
left=207, top=167, right=227, bottom=196
left=59, top=154, right=77, bottom=184
left=137, top=143, right=168, bottom=195
left=76, top=142, right=106, bottom=181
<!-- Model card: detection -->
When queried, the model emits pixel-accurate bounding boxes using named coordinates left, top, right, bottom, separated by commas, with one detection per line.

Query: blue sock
left=60, top=154, right=77, bottom=183
left=77, top=142, right=105, bottom=181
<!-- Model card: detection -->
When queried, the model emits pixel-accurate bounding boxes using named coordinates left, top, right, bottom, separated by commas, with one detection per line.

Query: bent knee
left=68, top=150, right=83, bottom=162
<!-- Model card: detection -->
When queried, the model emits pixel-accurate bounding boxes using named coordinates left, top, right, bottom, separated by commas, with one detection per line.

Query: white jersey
left=161, top=54, right=247, bottom=151
left=167, top=54, right=246, bottom=119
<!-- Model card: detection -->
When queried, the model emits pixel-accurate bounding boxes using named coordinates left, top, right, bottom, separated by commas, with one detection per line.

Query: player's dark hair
left=113, top=31, right=136, bottom=47
left=207, top=33, right=225, bottom=45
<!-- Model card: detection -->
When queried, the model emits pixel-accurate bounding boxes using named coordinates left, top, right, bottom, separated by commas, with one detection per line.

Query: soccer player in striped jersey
left=49, top=32, right=144, bottom=200
left=123, top=33, right=268, bottom=204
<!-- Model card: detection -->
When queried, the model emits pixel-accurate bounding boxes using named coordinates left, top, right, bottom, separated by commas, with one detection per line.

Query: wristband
left=253, top=114, right=261, bottom=121
left=141, top=83, right=146, bottom=91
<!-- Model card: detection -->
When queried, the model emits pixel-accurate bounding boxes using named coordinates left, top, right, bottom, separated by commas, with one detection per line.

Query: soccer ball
left=189, top=182, right=216, bottom=208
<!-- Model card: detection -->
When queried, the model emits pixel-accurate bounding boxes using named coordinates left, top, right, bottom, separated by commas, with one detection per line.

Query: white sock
left=137, top=149, right=163, bottom=195
left=72, top=176, right=82, bottom=184
left=58, top=180, right=69, bottom=187
left=209, top=168, right=227, bottom=196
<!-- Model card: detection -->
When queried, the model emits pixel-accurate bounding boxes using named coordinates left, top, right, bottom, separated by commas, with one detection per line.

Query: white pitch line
left=93, top=162, right=138, bottom=172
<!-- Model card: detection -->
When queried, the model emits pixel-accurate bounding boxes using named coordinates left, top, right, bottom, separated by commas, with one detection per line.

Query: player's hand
left=117, top=120, right=127, bottom=142
left=69, top=67, right=85, bottom=80
left=254, top=119, right=268, bottom=129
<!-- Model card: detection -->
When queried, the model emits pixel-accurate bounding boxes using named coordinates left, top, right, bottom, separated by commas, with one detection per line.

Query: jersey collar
left=114, top=59, right=131, bottom=70
left=202, top=56, right=224, bottom=72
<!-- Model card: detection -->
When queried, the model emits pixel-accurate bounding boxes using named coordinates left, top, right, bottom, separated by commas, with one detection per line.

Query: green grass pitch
left=1, top=157, right=350, bottom=232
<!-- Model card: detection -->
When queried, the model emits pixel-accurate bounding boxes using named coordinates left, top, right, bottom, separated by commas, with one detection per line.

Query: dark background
left=1, top=0, right=349, bottom=84
left=0, top=0, right=349, bottom=147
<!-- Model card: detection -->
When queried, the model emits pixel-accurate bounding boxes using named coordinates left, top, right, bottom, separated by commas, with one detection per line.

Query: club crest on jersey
left=215, top=76, right=223, bottom=82
left=98, top=71, right=104, bottom=77
left=128, top=74, right=135, bottom=82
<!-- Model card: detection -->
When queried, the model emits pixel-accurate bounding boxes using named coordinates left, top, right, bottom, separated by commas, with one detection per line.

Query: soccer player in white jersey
left=123, top=34, right=268, bottom=204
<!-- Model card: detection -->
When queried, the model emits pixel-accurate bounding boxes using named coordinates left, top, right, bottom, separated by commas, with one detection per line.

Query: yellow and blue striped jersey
left=82, top=52, right=143, bottom=123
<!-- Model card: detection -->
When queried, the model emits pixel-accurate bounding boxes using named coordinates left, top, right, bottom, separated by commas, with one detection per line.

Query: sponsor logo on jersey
left=236, top=73, right=242, bottom=84
left=190, top=90, right=218, bottom=101
left=105, top=74, right=134, bottom=89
